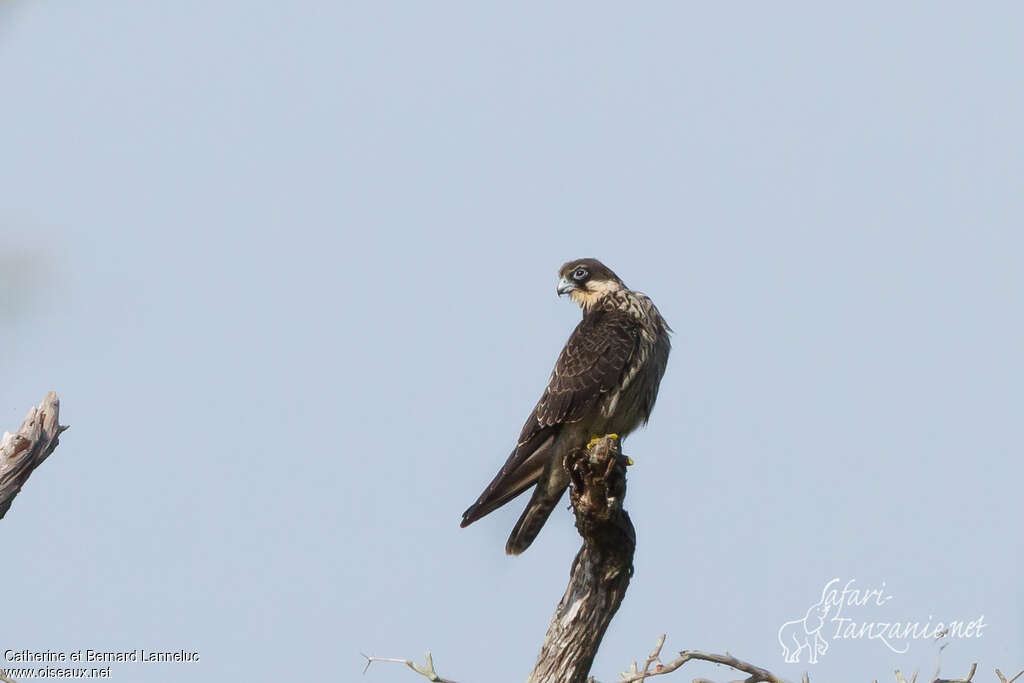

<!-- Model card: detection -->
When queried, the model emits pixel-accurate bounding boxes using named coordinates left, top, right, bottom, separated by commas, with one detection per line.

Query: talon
left=607, top=433, right=619, bottom=440
left=626, top=457, right=634, bottom=466
left=586, top=436, right=602, bottom=449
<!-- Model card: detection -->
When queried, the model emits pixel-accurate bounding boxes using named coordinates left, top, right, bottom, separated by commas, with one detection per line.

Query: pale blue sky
left=1, top=3, right=1021, bottom=682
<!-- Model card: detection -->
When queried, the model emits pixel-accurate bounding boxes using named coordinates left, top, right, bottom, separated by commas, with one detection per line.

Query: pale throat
left=569, top=279, right=624, bottom=310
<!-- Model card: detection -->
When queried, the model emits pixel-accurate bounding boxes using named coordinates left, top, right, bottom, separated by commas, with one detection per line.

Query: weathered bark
left=528, top=435, right=635, bottom=683
left=0, top=392, right=68, bottom=520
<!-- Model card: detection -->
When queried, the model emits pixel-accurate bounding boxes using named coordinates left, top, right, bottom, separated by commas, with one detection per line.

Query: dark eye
left=572, top=267, right=588, bottom=281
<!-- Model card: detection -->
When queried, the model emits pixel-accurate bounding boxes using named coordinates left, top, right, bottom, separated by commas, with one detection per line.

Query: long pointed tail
left=505, top=480, right=566, bottom=555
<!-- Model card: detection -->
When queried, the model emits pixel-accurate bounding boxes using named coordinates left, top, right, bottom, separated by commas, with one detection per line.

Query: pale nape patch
left=569, top=279, right=624, bottom=310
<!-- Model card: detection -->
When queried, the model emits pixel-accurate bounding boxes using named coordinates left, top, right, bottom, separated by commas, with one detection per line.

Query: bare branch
left=361, top=651, right=457, bottom=683
left=896, top=669, right=919, bottom=683
left=0, top=392, right=68, bottom=520
left=359, top=634, right=1019, bottom=683
left=615, top=635, right=794, bottom=683
left=996, top=669, right=1024, bottom=683
left=934, top=663, right=977, bottom=683
left=621, top=634, right=668, bottom=681
left=0, top=669, right=18, bottom=683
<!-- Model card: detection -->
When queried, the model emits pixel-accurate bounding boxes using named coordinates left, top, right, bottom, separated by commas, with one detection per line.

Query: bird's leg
left=583, top=433, right=633, bottom=471
left=586, top=433, right=620, bottom=450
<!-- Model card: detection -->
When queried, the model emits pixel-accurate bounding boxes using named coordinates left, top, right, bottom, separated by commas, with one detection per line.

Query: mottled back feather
left=532, top=309, right=641, bottom=432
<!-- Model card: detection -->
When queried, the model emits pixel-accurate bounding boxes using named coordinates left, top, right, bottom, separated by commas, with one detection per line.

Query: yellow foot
left=586, top=433, right=621, bottom=449
left=626, top=456, right=634, bottom=466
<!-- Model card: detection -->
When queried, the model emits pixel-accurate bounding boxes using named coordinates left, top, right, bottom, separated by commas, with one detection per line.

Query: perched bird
left=461, top=258, right=671, bottom=554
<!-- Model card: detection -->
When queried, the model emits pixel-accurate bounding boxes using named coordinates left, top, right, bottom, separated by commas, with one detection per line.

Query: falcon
left=461, top=258, right=671, bottom=554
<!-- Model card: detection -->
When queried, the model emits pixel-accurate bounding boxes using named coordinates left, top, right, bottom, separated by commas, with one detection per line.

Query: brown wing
left=529, top=309, right=640, bottom=435
left=461, top=310, right=639, bottom=527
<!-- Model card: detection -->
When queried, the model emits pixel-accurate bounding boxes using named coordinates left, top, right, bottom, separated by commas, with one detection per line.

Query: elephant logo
left=777, top=579, right=839, bottom=664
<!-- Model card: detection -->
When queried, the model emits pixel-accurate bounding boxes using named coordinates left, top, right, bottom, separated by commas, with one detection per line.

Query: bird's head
left=557, top=258, right=624, bottom=310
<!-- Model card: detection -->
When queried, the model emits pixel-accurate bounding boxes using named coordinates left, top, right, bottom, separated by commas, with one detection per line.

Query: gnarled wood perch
left=0, top=392, right=68, bottom=520
left=528, top=434, right=635, bottom=683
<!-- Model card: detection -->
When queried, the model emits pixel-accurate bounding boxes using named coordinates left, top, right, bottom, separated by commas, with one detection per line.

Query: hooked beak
left=557, top=277, right=576, bottom=296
